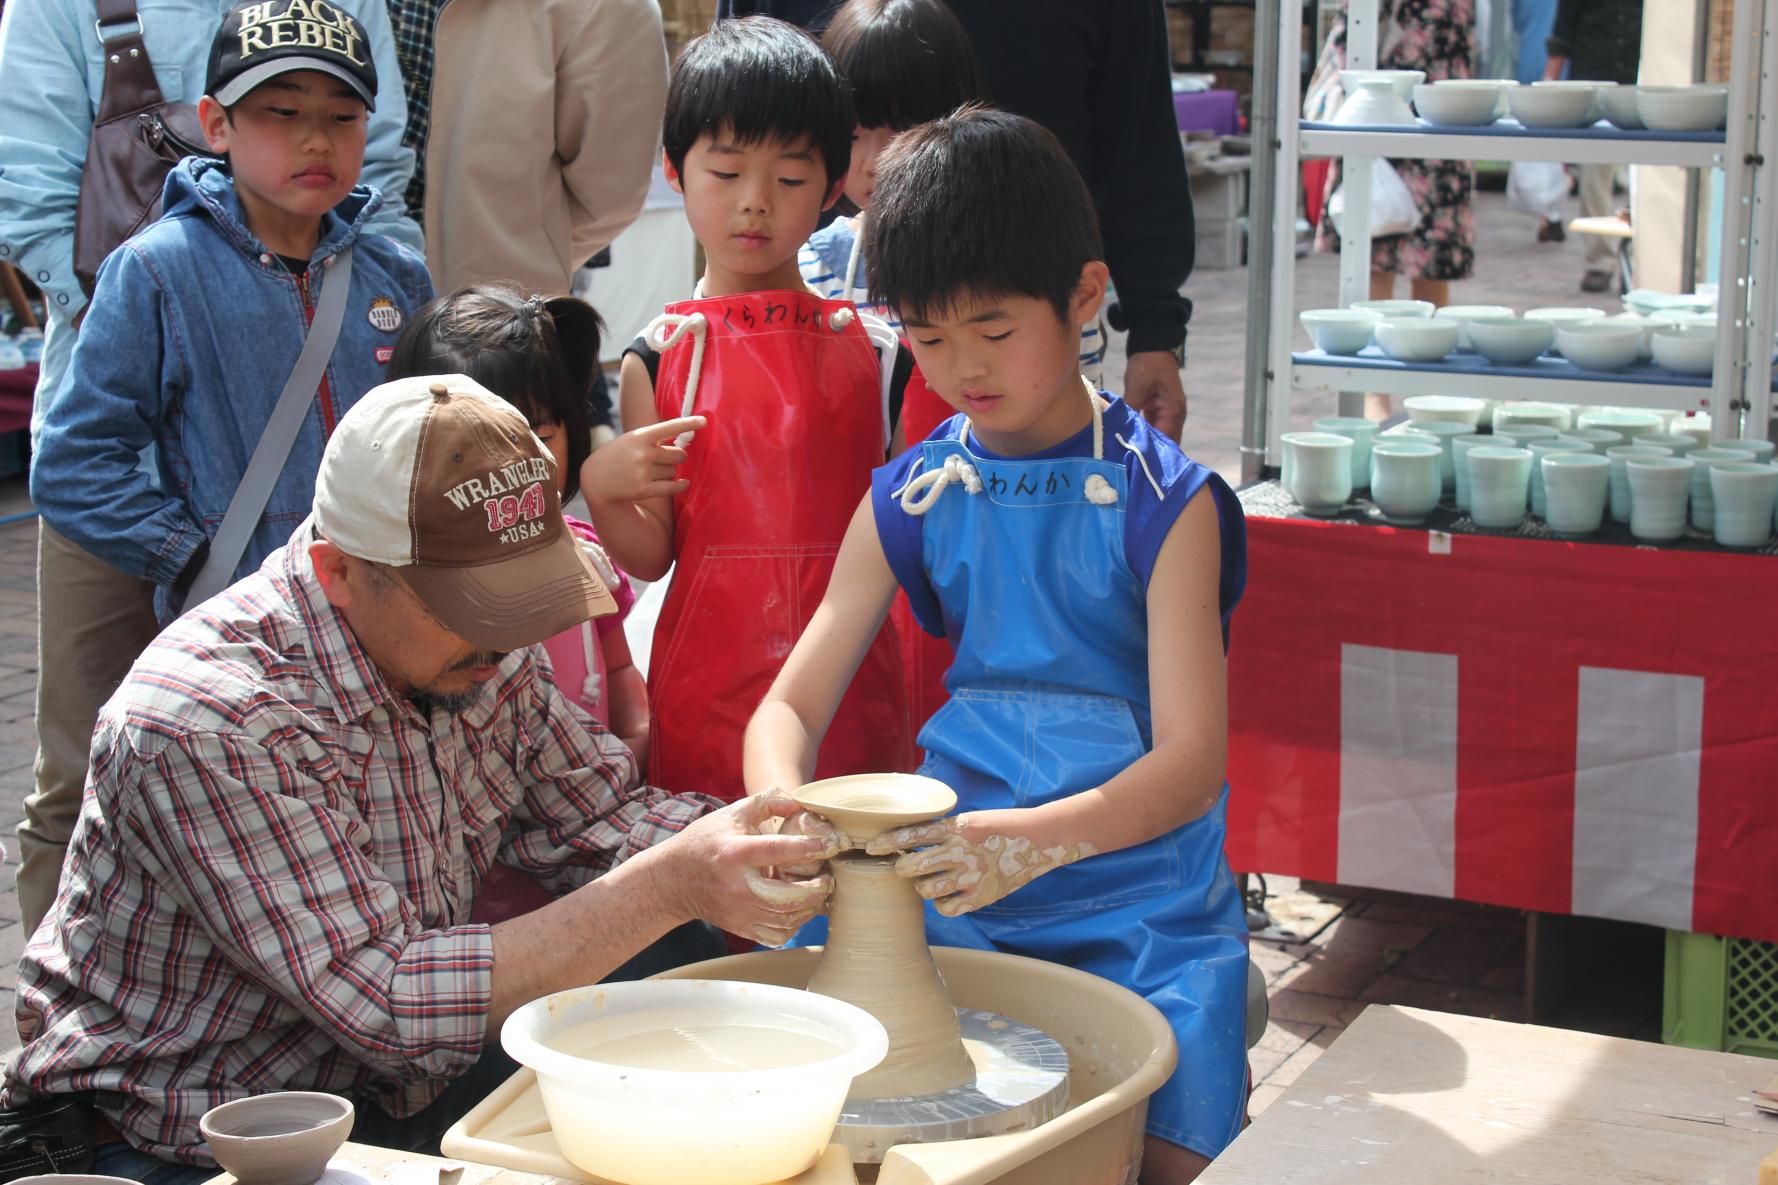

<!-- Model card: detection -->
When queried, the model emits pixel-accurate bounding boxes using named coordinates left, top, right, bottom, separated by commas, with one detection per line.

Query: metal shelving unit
left=1241, top=0, right=1778, bottom=480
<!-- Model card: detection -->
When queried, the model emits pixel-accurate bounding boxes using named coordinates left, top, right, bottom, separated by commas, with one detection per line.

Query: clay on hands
left=866, top=819, right=1095, bottom=916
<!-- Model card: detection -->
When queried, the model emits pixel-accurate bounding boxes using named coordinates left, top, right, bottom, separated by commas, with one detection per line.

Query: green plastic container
left=1664, top=930, right=1778, bottom=1059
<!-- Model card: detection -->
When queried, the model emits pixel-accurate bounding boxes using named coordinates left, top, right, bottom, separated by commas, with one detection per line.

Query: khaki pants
left=1579, top=163, right=1618, bottom=270
left=18, top=522, right=159, bottom=933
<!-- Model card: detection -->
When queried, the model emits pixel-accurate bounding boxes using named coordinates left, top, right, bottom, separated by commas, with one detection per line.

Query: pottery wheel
left=832, top=1007, right=1069, bottom=1164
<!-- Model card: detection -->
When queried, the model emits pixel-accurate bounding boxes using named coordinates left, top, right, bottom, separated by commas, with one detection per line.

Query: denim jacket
left=30, top=158, right=434, bottom=621
left=0, top=0, right=423, bottom=431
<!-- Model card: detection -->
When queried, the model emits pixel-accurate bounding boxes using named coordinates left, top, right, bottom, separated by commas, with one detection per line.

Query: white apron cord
left=843, top=212, right=865, bottom=300
left=579, top=620, right=601, bottom=705
left=641, top=311, right=709, bottom=446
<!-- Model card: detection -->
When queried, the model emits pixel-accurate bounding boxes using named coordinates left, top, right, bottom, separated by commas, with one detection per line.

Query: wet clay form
left=791, top=773, right=956, bottom=850
left=200, top=1092, right=354, bottom=1185
left=794, top=774, right=1070, bottom=1163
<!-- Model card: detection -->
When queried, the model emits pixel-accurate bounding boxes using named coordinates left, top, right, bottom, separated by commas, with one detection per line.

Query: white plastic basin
left=503, top=980, right=887, bottom=1185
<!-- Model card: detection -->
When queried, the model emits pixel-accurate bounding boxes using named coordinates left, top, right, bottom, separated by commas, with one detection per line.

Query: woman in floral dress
left=1314, top=0, right=1478, bottom=310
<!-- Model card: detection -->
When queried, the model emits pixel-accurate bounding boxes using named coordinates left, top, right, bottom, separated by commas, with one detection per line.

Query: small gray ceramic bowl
left=200, top=1092, right=354, bottom=1185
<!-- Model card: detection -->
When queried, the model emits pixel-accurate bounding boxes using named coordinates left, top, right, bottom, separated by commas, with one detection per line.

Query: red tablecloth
left=1227, top=509, right=1778, bottom=945
left=0, top=364, right=36, bottom=435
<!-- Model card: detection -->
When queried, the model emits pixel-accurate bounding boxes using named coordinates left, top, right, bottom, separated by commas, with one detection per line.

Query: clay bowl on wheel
left=792, top=772, right=957, bottom=849
left=200, top=1093, right=354, bottom=1185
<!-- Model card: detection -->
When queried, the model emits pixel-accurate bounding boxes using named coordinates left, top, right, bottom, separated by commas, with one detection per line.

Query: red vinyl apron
left=645, top=289, right=913, bottom=801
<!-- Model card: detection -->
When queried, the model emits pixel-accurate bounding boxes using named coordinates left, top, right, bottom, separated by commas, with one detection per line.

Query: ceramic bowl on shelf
left=1651, top=325, right=1715, bottom=375
left=1578, top=408, right=1663, bottom=441
left=1300, top=308, right=1381, bottom=355
left=1594, top=312, right=1676, bottom=359
left=1595, top=84, right=1644, bottom=129
left=1434, top=78, right=1518, bottom=118
left=1435, top=304, right=1515, bottom=349
left=1623, top=288, right=1714, bottom=317
left=1338, top=69, right=1427, bottom=102
left=1374, top=317, right=1460, bottom=363
left=1668, top=311, right=1716, bottom=330
left=1465, top=316, right=1555, bottom=365
left=1412, top=83, right=1499, bottom=126
left=1333, top=79, right=1417, bottom=125
left=1350, top=298, right=1435, bottom=320
left=1509, top=83, right=1597, bottom=128
left=1635, top=84, right=1729, bottom=133
left=1555, top=323, right=1643, bottom=371
left=1403, top=394, right=1486, bottom=427
left=1494, top=401, right=1572, bottom=431
left=1526, top=306, right=1607, bottom=355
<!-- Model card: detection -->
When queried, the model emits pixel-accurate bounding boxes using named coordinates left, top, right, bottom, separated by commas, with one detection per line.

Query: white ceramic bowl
left=1436, top=304, right=1516, bottom=349
left=1494, top=401, right=1573, bottom=431
left=1350, top=298, right=1435, bottom=319
left=1595, top=84, right=1644, bottom=129
left=1555, top=323, right=1642, bottom=371
left=1412, top=83, right=1499, bottom=126
left=1528, top=306, right=1608, bottom=355
left=1339, top=69, right=1426, bottom=102
left=1623, top=288, right=1714, bottom=317
left=1434, top=77, right=1518, bottom=118
left=504, top=980, right=888, bottom=1185
left=1375, top=317, right=1460, bottom=363
left=1510, top=84, right=1597, bottom=128
left=201, top=1093, right=354, bottom=1185
left=1636, top=84, right=1729, bottom=132
left=1466, top=316, right=1556, bottom=365
left=1652, top=325, right=1716, bottom=375
left=1594, top=312, right=1676, bottom=359
left=1300, top=308, right=1381, bottom=355
left=1403, top=394, right=1486, bottom=426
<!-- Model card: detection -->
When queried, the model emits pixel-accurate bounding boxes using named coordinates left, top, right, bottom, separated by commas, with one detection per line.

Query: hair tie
left=525, top=294, right=546, bottom=316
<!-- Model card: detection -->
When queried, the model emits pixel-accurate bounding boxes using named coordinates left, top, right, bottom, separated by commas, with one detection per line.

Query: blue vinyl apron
left=798, top=392, right=1249, bottom=1158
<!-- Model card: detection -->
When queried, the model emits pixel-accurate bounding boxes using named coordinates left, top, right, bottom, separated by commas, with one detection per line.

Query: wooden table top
left=1200, top=1005, right=1778, bottom=1184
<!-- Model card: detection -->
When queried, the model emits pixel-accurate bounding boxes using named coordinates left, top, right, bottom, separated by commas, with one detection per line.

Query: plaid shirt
left=385, top=0, right=447, bottom=215
left=4, top=539, right=715, bottom=1163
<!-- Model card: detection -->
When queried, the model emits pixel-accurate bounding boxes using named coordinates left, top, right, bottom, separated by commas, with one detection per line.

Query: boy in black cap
left=29, top=0, right=434, bottom=895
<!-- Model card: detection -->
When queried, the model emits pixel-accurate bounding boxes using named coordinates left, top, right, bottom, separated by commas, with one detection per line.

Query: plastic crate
left=1664, top=930, right=1778, bottom=1059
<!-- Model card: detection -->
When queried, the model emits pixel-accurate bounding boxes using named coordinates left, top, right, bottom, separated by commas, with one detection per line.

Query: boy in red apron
left=746, top=108, right=1250, bottom=1184
left=583, top=17, right=912, bottom=803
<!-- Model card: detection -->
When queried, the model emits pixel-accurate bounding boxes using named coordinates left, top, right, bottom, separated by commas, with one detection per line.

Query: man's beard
left=409, top=649, right=510, bottom=716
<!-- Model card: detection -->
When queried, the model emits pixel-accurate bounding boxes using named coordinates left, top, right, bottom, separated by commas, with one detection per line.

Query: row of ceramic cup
left=1335, top=71, right=1729, bottom=133
left=1282, top=419, right=1778, bottom=546
left=1299, top=301, right=1716, bottom=373
left=1400, top=394, right=1710, bottom=440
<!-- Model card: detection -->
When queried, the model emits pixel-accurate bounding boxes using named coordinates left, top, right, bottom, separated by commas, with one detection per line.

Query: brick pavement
left=0, top=183, right=1626, bottom=1090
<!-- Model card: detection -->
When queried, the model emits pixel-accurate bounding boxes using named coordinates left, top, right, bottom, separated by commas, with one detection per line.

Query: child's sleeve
left=869, top=449, right=944, bottom=637
left=29, top=245, right=206, bottom=590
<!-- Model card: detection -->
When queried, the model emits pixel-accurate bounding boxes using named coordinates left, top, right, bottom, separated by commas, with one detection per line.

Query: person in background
left=3, top=0, right=425, bottom=936
left=383, top=0, right=667, bottom=299
left=584, top=17, right=913, bottom=806
left=720, top=0, right=1193, bottom=443
left=389, top=285, right=649, bottom=760
left=1512, top=0, right=1558, bottom=86
left=3, top=374, right=833, bottom=1183
left=1314, top=0, right=1477, bottom=416
left=1546, top=0, right=1643, bottom=292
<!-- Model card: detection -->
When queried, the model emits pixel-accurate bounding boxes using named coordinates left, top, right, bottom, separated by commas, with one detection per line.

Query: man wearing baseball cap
left=4, top=376, right=836, bottom=1180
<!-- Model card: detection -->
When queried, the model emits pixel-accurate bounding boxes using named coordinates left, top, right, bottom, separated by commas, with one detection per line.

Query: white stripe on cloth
left=1337, top=643, right=1459, bottom=898
left=1571, top=666, right=1703, bottom=931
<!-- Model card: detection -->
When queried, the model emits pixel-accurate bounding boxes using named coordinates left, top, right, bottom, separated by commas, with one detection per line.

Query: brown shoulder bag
left=73, top=0, right=216, bottom=295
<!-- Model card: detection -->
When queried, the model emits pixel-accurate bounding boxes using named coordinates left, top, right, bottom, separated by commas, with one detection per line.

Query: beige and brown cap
left=313, top=374, right=615, bottom=650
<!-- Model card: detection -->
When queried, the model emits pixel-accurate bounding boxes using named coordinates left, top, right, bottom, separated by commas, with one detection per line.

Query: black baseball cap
left=207, top=0, right=377, bottom=111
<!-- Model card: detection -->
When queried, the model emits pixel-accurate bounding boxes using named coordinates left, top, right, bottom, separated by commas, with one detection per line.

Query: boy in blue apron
left=743, top=106, right=1249, bottom=1183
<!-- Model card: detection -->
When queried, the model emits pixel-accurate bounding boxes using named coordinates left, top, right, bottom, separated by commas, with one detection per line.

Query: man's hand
left=581, top=415, right=705, bottom=507
left=651, top=792, right=841, bottom=946
left=1123, top=351, right=1187, bottom=442
left=865, top=811, right=1094, bottom=917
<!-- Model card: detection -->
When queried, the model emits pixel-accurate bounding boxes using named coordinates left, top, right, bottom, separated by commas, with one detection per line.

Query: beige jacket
left=426, top=0, right=669, bottom=296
